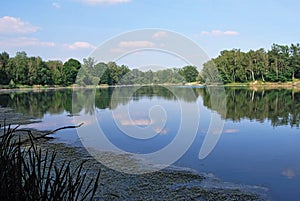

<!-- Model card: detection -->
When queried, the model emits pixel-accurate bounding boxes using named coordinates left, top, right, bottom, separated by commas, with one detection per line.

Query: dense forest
left=201, top=43, right=300, bottom=84
left=0, top=51, right=198, bottom=86
left=0, top=51, right=81, bottom=86
left=1, top=43, right=300, bottom=87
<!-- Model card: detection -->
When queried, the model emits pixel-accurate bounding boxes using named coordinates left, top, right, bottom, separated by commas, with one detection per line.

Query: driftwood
left=2, top=123, right=84, bottom=145
left=41, top=122, right=84, bottom=136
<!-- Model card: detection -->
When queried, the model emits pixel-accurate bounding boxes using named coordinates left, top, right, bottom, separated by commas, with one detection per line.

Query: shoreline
left=0, top=106, right=268, bottom=200
left=0, top=79, right=300, bottom=91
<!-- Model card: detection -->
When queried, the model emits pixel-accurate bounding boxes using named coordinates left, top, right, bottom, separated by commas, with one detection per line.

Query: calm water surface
left=0, top=86, right=299, bottom=201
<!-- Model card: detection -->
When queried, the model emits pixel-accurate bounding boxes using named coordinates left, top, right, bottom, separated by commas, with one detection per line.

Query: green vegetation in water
left=0, top=123, right=100, bottom=200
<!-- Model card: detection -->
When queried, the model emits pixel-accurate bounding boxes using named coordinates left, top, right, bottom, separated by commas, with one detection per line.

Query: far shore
left=0, top=80, right=300, bottom=92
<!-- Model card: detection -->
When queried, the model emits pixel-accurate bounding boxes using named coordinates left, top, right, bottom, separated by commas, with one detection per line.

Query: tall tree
left=179, top=65, right=199, bottom=82
left=289, top=43, right=300, bottom=80
left=14, top=51, right=28, bottom=84
left=0, top=52, right=10, bottom=84
left=62, top=58, right=81, bottom=86
left=46, top=60, right=64, bottom=85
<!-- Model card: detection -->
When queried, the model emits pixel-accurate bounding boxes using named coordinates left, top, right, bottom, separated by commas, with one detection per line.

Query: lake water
left=0, top=86, right=299, bottom=200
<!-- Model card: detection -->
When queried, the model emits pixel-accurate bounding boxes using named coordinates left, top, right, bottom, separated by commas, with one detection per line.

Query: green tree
left=0, top=52, right=10, bottom=84
left=62, top=58, right=81, bottom=86
left=179, top=65, right=199, bottom=82
left=289, top=43, right=300, bottom=79
left=13, top=51, right=29, bottom=85
left=46, top=60, right=64, bottom=85
left=267, top=44, right=292, bottom=82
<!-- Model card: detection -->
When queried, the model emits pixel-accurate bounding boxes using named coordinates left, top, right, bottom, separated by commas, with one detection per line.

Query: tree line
left=75, top=57, right=198, bottom=86
left=3, top=43, right=299, bottom=86
left=201, top=43, right=300, bottom=84
left=0, top=51, right=81, bottom=86
left=0, top=51, right=199, bottom=87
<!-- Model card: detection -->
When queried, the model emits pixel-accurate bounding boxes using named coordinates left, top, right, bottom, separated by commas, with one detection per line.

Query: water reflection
left=1, top=87, right=299, bottom=128
left=282, top=168, right=296, bottom=179
left=1, top=86, right=300, bottom=199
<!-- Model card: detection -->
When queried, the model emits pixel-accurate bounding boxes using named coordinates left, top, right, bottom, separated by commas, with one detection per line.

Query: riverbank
left=0, top=106, right=268, bottom=200
left=1, top=79, right=300, bottom=91
left=225, top=79, right=300, bottom=89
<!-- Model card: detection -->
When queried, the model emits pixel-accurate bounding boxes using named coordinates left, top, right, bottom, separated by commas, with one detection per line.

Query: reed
left=0, top=122, right=100, bottom=201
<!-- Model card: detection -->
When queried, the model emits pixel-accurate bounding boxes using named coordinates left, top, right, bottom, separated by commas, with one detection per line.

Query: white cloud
left=0, top=16, right=39, bottom=34
left=152, top=31, right=168, bottom=39
left=110, top=40, right=155, bottom=53
left=0, top=37, right=55, bottom=47
left=201, top=30, right=239, bottom=36
left=77, top=0, right=130, bottom=5
left=52, top=2, right=61, bottom=8
left=67, top=41, right=96, bottom=49
left=223, top=31, right=239, bottom=36
left=119, top=40, right=155, bottom=48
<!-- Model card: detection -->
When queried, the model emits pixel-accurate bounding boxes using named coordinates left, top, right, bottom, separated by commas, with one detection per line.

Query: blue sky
left=0, top=0, right=299, bottom=67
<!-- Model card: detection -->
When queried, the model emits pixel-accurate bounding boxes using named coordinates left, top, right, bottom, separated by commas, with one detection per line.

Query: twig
left=9, top=123, right=84, bottom=144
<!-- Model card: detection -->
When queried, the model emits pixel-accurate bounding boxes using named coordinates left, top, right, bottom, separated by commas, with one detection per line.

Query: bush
left=9, top=80, right=16, bottom=88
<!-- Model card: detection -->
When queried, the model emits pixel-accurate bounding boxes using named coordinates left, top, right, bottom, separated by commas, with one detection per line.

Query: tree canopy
left=201, top=43, right=300, bottom=84
left=2, top=43, right=300, bottom=87
left=0, top=51, right=200, bottom=87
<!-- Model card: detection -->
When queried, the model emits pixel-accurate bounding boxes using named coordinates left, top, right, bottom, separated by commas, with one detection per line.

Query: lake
left=0, top=86, right=299, bottom=200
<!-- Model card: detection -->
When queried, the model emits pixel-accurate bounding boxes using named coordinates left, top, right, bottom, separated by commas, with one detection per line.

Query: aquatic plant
left=0, top=122, right=100, bottom=201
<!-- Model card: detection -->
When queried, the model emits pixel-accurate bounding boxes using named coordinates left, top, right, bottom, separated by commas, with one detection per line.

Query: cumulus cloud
left=201, top=30, right=239, bottom=36
left=0, top=16, right=39, bottom=34
left=119, top=40, right=155, bottom=48
left=0, top=37, right=55, bottom=47
left=152, top=31, right=168, bottom=39
left=77, top=0, right=130, bottom=5
left=110, top=40, right=155, bottom=53
left=52, top=2, right=61, bottom=8
left=67, top=41, right=96, bottom=49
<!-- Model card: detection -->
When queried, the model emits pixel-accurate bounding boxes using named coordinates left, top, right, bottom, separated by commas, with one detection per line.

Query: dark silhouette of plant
left=0, top=122, right=100, bottom=201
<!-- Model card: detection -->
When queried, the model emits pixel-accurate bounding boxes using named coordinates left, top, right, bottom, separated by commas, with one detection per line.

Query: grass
left=0, top=122, right=100, bottom=201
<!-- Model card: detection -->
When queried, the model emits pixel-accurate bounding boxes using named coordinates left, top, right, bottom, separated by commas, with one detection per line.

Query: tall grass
left=0, top=123, right=100, bottom=201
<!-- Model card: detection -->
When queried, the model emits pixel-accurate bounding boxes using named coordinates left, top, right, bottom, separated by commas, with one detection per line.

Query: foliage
left=8, top=79, right=16, bottom=88
left=77, top=59, right=186, bottom=86
left=0, top=52, right=82, bottom=86
left=2, top=43, right=300, bottom=87
left=0, top=50, right=193, bottom=87
left=202, top=43, right=300, bottom=84
left=62, top=59, right=82, bottom=86
left=0, top=123, right=100, bottom=200
left=178, top=66, right=199, bottom=82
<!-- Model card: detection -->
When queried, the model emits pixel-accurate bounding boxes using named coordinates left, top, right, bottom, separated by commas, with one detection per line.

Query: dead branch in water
left=7, top=123, right=84, bottom=144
